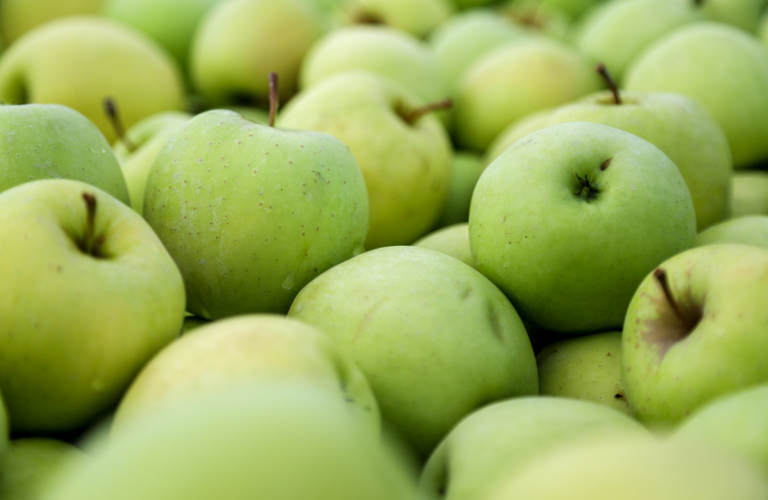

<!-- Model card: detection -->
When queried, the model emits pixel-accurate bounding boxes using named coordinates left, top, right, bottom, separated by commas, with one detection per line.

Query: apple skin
left=419, top=397, right=648, bottom=500
left=144, top=109, right=369, bottom=319
left=288, top=246, right=538, bottom=457
left=0, top=17, right=186, bottom=145
left=278, top=71, right=452, bottom=249
left=0, top=0, right=103, bottom=44
left=436, top=151, right=485, bottom=228
left=0, top=179, right=186, bottom=432
left=732, top=171, right=768, bottom=217
left=625, top=23, right=768, bottom=169
left=413, top=223, right=475, bottom=269
left=0, top=439, right=86, bottom=500
left=112, top=314, right=380, bottom=436
left=695, top=216, right=768, bottom=249
left=536, top=331, right=631, bottom=415
left=484, top=90, right=734, bottom=231
left=1, top=104, right=130, bottom=205
left=42, top=383, right=423, bottom=500
left=673, top=384, right=768, bottom=476
left=470, top=122, right=696, bottom=334
left=343, top=0, right=454, bottom=39
left=622, top=244, right=768, bottom=426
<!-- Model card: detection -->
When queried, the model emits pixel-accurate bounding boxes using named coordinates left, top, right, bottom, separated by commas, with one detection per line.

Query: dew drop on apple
left=281, top=273, right=296, bottom=290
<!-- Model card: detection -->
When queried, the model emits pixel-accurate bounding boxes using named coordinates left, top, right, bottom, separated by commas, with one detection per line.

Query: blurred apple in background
left=0, top=439, right=86, bottom=500
left=622, top=244, right=768, bottom=426
left=0, top=179, right=185, bottom=433
left=731, top=171, right=768, bottom=217
left=289, top=246, right=538, bottom=457
left=692, top=0, right=768, bottom=34
left=436, top=151, right=485, bottom=227
left=625, top=23, right=768, bottom=169
left=0, top=18, right=186, bottom=144
left=470, top=122, right=696, bottom=334
left=413, top=223, right=475, bottom=269
left=0, top=0, right=104, bottom=45
left=0, top=104, right=130, bottom=204
left=695, top=216, right=768, bottom=249
left=278, top=71, right=452, bottom=249
left=341, top=0, right=454, bottom=39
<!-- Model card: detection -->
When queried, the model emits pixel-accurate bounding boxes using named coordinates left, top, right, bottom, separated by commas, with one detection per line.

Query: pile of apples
left=0, top=0, right=768, bottom=498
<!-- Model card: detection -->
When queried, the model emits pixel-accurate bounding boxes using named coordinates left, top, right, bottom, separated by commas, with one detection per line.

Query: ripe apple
left=0, top=439, right=86, bottom=500
left=732, top=171, right=768, bottom=217
left=436, top=151, right=485, bottom=227
left=0, top=179, right=186, bottom=432
left=695, top=216, right=768, bottom=249
left=622, top=244, right=768, bottom=425
left=413, top=223, right=475, bottom=269
left=342, top=0, right=454, bottom=39
left=0, top=0, right=103, bottom=44
left=144, top=109, right=369, bottom=319
left=470, top=121, right=696, bottom=334
left=289, top=246, right=538, bottom=457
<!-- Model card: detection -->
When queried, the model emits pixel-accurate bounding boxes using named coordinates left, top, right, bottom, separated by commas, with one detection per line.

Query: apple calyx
left=574, top=173, right=600, bottom=202
left=351, top=9, right=385, bottom=26
left=693, top=0, right=705, bottom=6
left=103, top=97, right=137, bottom=152
left=79, top=193, right=106, bottom=258
left=596, top=64, right=622, bottom=105
left=648, top=268, right=702, bottom=357
left=268, top=72, right=279, bottom=128
left=396, top=98, right=453, bottom=125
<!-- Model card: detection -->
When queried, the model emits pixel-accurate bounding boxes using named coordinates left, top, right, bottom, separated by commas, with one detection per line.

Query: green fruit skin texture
left=0, top=179, right=186, bottom=432
left=622, top=244, right=768, bottom=425
left=695, top=215, right=768, bottom=249
left=289, top=246, right=538, bottom=457
left=0, top=438, right=85, bottom=500
left=0, top=104, right=130, bottom=205
left=470, top=122, right=696, bottom=334
left=144, top=109, right=369, bottom=320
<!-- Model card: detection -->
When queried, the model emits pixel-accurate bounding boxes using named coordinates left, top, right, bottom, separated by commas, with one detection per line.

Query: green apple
left=449, top=0, right=498, bottom=8
left=190, top=0, right=326, bottom=107
left=342, top=0, right=454, bottom=39
left=0, top=104, right=130, bottom=205
left=625, top=23, right=768, bottom=169
left=299, top=26, right=449, bottom=110
left=732, top=171, right=768, bottom=217
left=761, top=9, right=768, bottom=46
left=436, top=151, right=485, bottom=227
left=419, top=397, right=648, bottom=500
left=0, top=179, right=186, bottom=432
left=0, top=0, right=103, bottom=45
left=484, top=107, right=554, bottom=163
left=574, top=0, right=703, bottom=82
left=180, top=315, right=209, bottom=334
left=483, top=90, right=734, bottom=231
left=622, top=244, right=768, bottom=425
left=413, top=223, right=475, bottom=269
left=429, top=10, right=528, bottom=95
left=695, top=216, right=768, bottom=248
left=486, top=435, right=768, bottom=500
left=470, top=122, right=696, bottom=334
left=289, top=246, right=538, bottom=457
left=499, top=0, right=572, bottom=40
left=0, top=17, right=186, bottom=144
left=102, top=0, right=223, bottom=72
left=536, top=331, right=630, bottom=415
left=0, top=439, right=86, bottom=500
left=673, top=384, right=768, bottom=475
left=692, top=0, right=768, bottom=34
left=454, top=37, right=602, bottom=151
left=509, top=0, right=608, bottom=21
left=144, top=109, right=369, bottom=319
left=113, top=314, right=380, bottom=435
left=278, top=71, right=452, bottom=249
left=112, top=111, right=191, bottom=214
left=42, top=383, right=422, bottom=500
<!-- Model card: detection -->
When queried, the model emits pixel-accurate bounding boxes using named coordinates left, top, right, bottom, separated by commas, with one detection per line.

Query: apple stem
left=596, top=64, right=622, bottom=105
left=693, top=0, right=705, bottom=6
left=268, top=72, right=279, bottom=128
left=352, top=9, right=385, bottom=25
left=81, top=193, right=104, bottom=257
left=401, top=98, right=453, bottom=125
left=103, top=97, right=136, bottom=152
left=653, top=268, right=684, bottom=321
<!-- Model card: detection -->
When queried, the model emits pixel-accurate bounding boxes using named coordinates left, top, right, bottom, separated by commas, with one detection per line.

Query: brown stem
left=596, top=64, right=621, bottom=105
left=103, top=97, right=136, bottom=152
left=653, top=268, right=683, bottom=320
left=693, top=0, right=705, bottom=6
left=401, top=98, right=453, bottom=125
left=268, top=72, right=279, bottom=128
left=80, top=192, right=103, bottom=256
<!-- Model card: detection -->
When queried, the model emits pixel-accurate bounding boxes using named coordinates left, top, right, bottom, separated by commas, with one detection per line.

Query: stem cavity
left=269, top=72, right=279, bottom=128
left=596, top=64, right=622, bottom=105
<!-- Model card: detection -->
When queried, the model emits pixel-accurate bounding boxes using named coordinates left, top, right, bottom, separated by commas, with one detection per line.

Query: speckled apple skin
left=144, top=110, right=369, bottom=320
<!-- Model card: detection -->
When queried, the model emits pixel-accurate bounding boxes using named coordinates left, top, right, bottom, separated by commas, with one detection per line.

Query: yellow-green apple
left=111, top=111, right=192, bottom=214
left=695, top=216, right=768, bottom=248
left=342, top=0, right=454, bottom=39
left=536, top=331, right=630, bottom=415
left=189, top=0, right=326, bottom=107
left=278, top=71, right=452, bottom=249
left=0, top=104, right=130, bottom=204
left=0, top=179, right=186, bottom=432
left=691, top=0, right=768, bottom=34
left=0, top=439, right=86, bottom=500
left=625, top=23, right=768, bottom=168
left=483, top=90, right=733, bottom=231
left=144, top=109, right=369, bottom=319
left=499, top=1, right=571, bottom=40
left=511, top=0, right=608, bottom=20
left=453, top=38, right=602, bottom=151
left=419, top=397, right=647, bottom=500
left=673, top=384, right=768, bottom=475
left=112, top=314, right=379, bottom=436
left=288, top=246, right=538, bottom=457
left=470, top=122, right=696, bottom=334
left=0, top=17, right=186, bottom=144
left=622, top=244, right=768, bottom=425
left=0, top=0, right=103, bottom=45
left=437, top=151, right=485, bottom=227
left=732, top=171, right=768, bottom=217
left=486, top=435, right=768, bottom=500
left=413, top=223, right=475, bottom=269
left=42, top=383, right=422, bottom=500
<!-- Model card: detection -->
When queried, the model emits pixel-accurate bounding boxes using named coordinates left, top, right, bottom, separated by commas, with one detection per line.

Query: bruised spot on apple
left=643, top=267, right=702, bottom=359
